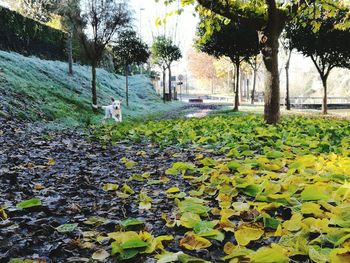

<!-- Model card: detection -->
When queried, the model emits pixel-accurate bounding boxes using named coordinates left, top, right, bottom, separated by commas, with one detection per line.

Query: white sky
left=129, top=0, right=198, bottom=48
left=129, top=0, right=199, bottom=75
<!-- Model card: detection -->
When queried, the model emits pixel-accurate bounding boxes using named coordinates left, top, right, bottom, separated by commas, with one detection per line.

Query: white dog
left=92, top=97, right=122, bottom=122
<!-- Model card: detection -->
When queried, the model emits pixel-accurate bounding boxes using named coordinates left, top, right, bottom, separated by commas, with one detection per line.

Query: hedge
left=0, top=6, right=66, bottom=60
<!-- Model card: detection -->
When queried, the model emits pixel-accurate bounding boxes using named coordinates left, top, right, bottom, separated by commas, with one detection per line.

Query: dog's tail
left=92, top=104, right=100, bottom=109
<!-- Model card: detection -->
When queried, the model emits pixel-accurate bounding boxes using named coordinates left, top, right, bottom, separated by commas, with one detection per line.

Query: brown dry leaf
left=179, top=233, right=211, bottom=250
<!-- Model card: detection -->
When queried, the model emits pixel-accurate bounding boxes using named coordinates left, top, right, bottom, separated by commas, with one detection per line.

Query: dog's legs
left=119, top=112, right=122, bottom=122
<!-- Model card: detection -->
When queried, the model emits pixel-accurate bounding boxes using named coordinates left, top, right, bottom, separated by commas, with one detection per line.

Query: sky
left=129, top=0, right=199, bottom=75
left=129, top=0, right=198, bottom=49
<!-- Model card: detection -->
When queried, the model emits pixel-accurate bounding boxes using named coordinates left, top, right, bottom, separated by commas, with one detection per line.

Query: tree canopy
left=286, top=4, right=350, bottom=114
left=151, top=35, right=182, bottom=101
left=112, top=29, right=150, bottom=106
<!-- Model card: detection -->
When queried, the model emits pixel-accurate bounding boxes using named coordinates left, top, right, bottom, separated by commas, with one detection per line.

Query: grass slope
left=0, top=50, right=180, bottom=126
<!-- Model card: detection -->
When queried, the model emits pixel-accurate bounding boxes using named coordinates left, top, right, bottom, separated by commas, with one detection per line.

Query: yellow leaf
left=219, top=217, right=236, bottom=233
left=250, top=245, right=289, bottom=263
left=301, top=202, right=324, bottom=217
left=136, top=150, right=147, bottom=157
left=329, top=247, right=350, bottom=263
left=139, top=191, right=152, bottom=210
left=235, top=226, right=264, bottom=246
left=274, top=224, right=283, bottom=237
left=116, top=191, right=130, bottom=199
left=33, top=184, right=45, bottom=190
left=0, top=207, right=8, bottom=220
left=47, top=159, right=55, bottom=166
left=121, top=157, right=137, bottom=169
left=102, top=183, right=119, bottom=191
left=166, top=187, right=180, bottom=194
left=144, top=235, right=173, bottom=253
left=303, top=218, right=330, bottom=233
left=108, top=231, right=140, bottom=244
left=180, top=212, right=201, bottom=228
left=283, top=213, right=303, bottom=232
left=122, top=184, right=135, bottom=194
left=180, top=233, right=212, bottom=250
left=195, top=153, right=204, bottom=160
left=224, top=242, right=236, bottom=254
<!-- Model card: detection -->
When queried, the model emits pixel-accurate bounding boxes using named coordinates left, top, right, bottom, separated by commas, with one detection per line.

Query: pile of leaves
left=1, top=114, right=350, bottom=262
left=91, top=114, right=350, bottom=262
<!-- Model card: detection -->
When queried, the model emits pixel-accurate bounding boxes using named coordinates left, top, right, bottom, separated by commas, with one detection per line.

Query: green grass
left=0, top=50, right=182, bottom=127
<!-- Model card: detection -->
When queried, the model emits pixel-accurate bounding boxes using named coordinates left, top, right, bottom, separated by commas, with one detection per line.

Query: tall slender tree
left=55, top=0, right=81, bottom=75
left=151, top=36, right=182, bottom=101
left=280, top=33, right=293, bottom=110
left=74, top=0, right=130, bottom=110
left=112, top=30, right=150, bottom=106
left=249, top=55, right=263, bottom=105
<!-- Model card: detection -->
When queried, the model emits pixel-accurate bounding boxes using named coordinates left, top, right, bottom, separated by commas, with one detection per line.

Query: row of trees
left=195, top=11, right=350, bottom=114
left=4, top=0, right=183, bottom=107
left=164, top=0, right=350, bottom=124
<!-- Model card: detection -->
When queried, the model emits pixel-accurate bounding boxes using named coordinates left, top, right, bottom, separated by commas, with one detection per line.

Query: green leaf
left=193, top=220, right=217, bottom=234
left=120, top=239, right=148, bottom=249
left=165, top=162, right=196, bottom=176
left=301, top=186, right=330, bottom=201
left=120, top=218, right=144, bottom=228
left=117, top=249, right=139, bottom=261
left=177, top=199, right=210, bottom=215
left=178, top=253, right=210, bottom=263
left=308, top=246, right=332, bottom=263
left=227, top=161, right=240, bottom=170
left=180, top=212, right=201, bottom=228
left=16, top=198, right=41, bottom=209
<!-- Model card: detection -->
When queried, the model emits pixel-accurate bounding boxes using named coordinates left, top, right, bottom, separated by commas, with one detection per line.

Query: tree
left=151, top=36, right=182, bottom=102
left=248, top=54, right=263, bottom=104
left=286, top=5, right=350, bottom=114
left=280, top=32, right=293, bottom=110
left=112, top=30, right=150, bottom=106
left=54, top=0, right=81, bottom=75
left=163, top=0, right=341, bottom=124
left=17, top=0, right=56, bottom=22
left=187, top=49, right=217, bottom=94
left=74, top=0, right=130, bottom=110
left=196, top=20, right=259, bottom=111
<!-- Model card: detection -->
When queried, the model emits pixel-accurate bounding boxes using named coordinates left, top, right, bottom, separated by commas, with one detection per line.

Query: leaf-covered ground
left=1, top=112, right=350, bottom=263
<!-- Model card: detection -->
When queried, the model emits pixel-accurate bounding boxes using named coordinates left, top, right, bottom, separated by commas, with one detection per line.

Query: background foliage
left=0, top=6, right=67, bottom=60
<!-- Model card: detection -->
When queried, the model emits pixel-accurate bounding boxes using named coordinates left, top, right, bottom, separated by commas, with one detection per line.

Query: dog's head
left=111, top=98, right=122, bottom=110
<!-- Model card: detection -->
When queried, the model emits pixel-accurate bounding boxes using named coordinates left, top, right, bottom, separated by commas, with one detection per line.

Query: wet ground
left=0, top=105, right=224, bottom=262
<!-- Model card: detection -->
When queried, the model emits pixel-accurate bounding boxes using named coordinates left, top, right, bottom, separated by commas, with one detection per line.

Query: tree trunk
left=285, top=51, right=292, bottom=110
left=321, top=76, right=328, bottom=114
left=259, top=0, right=286, bottom=124
left=91, top=61, right=97, bottom=112
left=251, top=69, right=257, bottom=104
left=125, top=65, right=129, bottom=107
left=168, top=65, right=172, bottom=101
left=163, top=69, right=166, bottom=103
left=260, top=29, right=281, bottom=124
left=234, top=61, right=240, bottom=112
left=67, top=25, right=73, bottom=75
